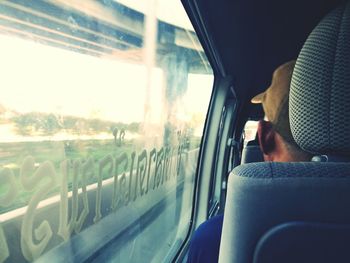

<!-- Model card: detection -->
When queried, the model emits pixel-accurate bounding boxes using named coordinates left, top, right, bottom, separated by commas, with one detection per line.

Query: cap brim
left=251, top=92, right=265, bottom=104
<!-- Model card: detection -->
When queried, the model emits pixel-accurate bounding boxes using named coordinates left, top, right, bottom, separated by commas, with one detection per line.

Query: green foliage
left=11, top=112, right=141, bottom=136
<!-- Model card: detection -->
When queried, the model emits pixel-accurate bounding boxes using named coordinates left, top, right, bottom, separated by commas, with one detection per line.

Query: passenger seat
left=241, top=138, right=263, bottom=164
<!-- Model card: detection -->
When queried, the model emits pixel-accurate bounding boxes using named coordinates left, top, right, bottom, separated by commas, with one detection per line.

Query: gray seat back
left=219, top=162, right=350, bottom=262
left=241, top=139, right=264, bottom=164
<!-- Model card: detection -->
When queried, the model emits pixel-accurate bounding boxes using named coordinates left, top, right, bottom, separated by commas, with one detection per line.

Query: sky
left=0, top=34, right=152, bottom=123
left=0, top=34, right=213, bottom=124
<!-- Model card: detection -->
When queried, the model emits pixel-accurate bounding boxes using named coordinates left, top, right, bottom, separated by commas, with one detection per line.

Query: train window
left=0, top=0, right=213, bottom=262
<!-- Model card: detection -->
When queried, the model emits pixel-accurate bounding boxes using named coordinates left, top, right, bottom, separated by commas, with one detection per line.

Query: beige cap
left=251, top=60, right=296, bottom=143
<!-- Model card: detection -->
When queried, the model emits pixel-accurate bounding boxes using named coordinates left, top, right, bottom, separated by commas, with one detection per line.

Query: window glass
left=0, top=0, right=213, bottom=262
left=244, top=120, right=259, bottom=145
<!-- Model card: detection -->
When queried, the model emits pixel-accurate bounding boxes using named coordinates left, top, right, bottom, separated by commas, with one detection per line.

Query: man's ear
left=257, top=120, right=276, bottom=155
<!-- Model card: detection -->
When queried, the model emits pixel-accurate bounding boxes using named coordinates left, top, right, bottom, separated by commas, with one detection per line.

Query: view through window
left=0, top=0, right=213, bottom=262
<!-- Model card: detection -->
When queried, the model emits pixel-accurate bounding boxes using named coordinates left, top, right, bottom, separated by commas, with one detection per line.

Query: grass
left=0, top=139, right=138, bottom=213
left=0, top=134, right=201, bottom=214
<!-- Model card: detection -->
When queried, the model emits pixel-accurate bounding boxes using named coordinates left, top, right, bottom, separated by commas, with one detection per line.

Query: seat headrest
left=290, top=2, right=350, bottom=156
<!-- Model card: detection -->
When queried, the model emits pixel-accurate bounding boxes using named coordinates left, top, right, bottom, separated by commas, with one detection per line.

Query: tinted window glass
left=0, top=0, right=213, bottom=262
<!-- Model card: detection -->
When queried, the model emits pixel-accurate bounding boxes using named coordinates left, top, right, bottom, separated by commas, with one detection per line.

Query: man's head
left=251, top=60, right=311, bottom=162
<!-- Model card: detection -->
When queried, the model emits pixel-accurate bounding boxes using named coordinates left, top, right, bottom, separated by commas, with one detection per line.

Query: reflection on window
left=0, top=0, right=213, bottom=262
